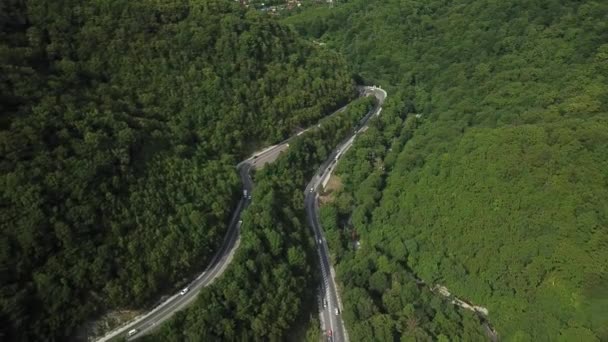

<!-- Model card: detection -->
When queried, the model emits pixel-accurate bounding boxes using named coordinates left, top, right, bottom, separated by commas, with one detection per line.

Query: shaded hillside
left=0, top=0, right=354, bottom=340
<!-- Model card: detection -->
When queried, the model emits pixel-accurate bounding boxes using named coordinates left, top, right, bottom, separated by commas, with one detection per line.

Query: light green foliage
left=287, top=0, right=608, bottom=340
left=387, top=120, right=608, bottom=339
left=319, top=98, right=487, bottom=340
left=0, top=0, right=355, bottom=340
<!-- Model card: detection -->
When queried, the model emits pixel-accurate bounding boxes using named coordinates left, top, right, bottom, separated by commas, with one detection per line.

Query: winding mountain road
left=96, top=86, right=385, bottom=341
left=306, top=87, right=386, bottom=342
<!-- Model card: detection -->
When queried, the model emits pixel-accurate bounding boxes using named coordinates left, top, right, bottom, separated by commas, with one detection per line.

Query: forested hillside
left=286, top=0, right=608, bottom=340
left=0, top=0, right=354, bottom=340
left=319, top=94, right=489, bottom=341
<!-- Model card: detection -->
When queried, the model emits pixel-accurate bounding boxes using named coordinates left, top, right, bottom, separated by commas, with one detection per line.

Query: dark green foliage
left=144, top=96, right=375, bottom=341
left=287, top=0, right=608, bottom=340
left=0, top=0, right=355, bottom=340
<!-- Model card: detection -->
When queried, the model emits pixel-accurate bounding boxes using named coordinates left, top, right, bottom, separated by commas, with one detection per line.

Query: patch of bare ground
left=77, top=310, right=141, bottom=341
left=319, top=175, right=342, bottom=205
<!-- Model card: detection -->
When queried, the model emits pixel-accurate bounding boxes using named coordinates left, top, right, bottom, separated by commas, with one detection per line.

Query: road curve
left=95, top=88, right=380, bottom=342
left=306, top=86, right=387, bottom=342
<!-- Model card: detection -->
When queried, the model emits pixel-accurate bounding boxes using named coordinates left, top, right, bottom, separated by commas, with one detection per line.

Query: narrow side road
left=305, top=87, right=387, bottom=342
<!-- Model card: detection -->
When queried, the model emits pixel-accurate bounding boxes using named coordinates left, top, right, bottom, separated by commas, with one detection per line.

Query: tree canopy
left=0, top=1, right=355, bottom=340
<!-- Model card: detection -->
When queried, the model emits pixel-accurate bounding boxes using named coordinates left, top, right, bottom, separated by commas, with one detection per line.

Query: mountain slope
left=285, top=0, right=608, bottom=339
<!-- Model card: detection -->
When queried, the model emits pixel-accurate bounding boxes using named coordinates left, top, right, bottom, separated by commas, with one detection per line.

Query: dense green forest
left=0, top=0, right=355, bottom=340
left=144, top=96, right=375, bottom=341
left=286, top=0, right=608, bottom=340
left=320, top=93, right=488, bottom=341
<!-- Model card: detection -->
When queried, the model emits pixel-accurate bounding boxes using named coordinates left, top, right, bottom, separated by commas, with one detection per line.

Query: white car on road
left=180, top=287, right=189, bottom=296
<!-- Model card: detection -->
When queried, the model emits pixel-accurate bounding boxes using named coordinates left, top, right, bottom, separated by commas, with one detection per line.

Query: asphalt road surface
left=96, top=86, right=384, bottom=342
left=305, top=87, right=386, bottom=342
